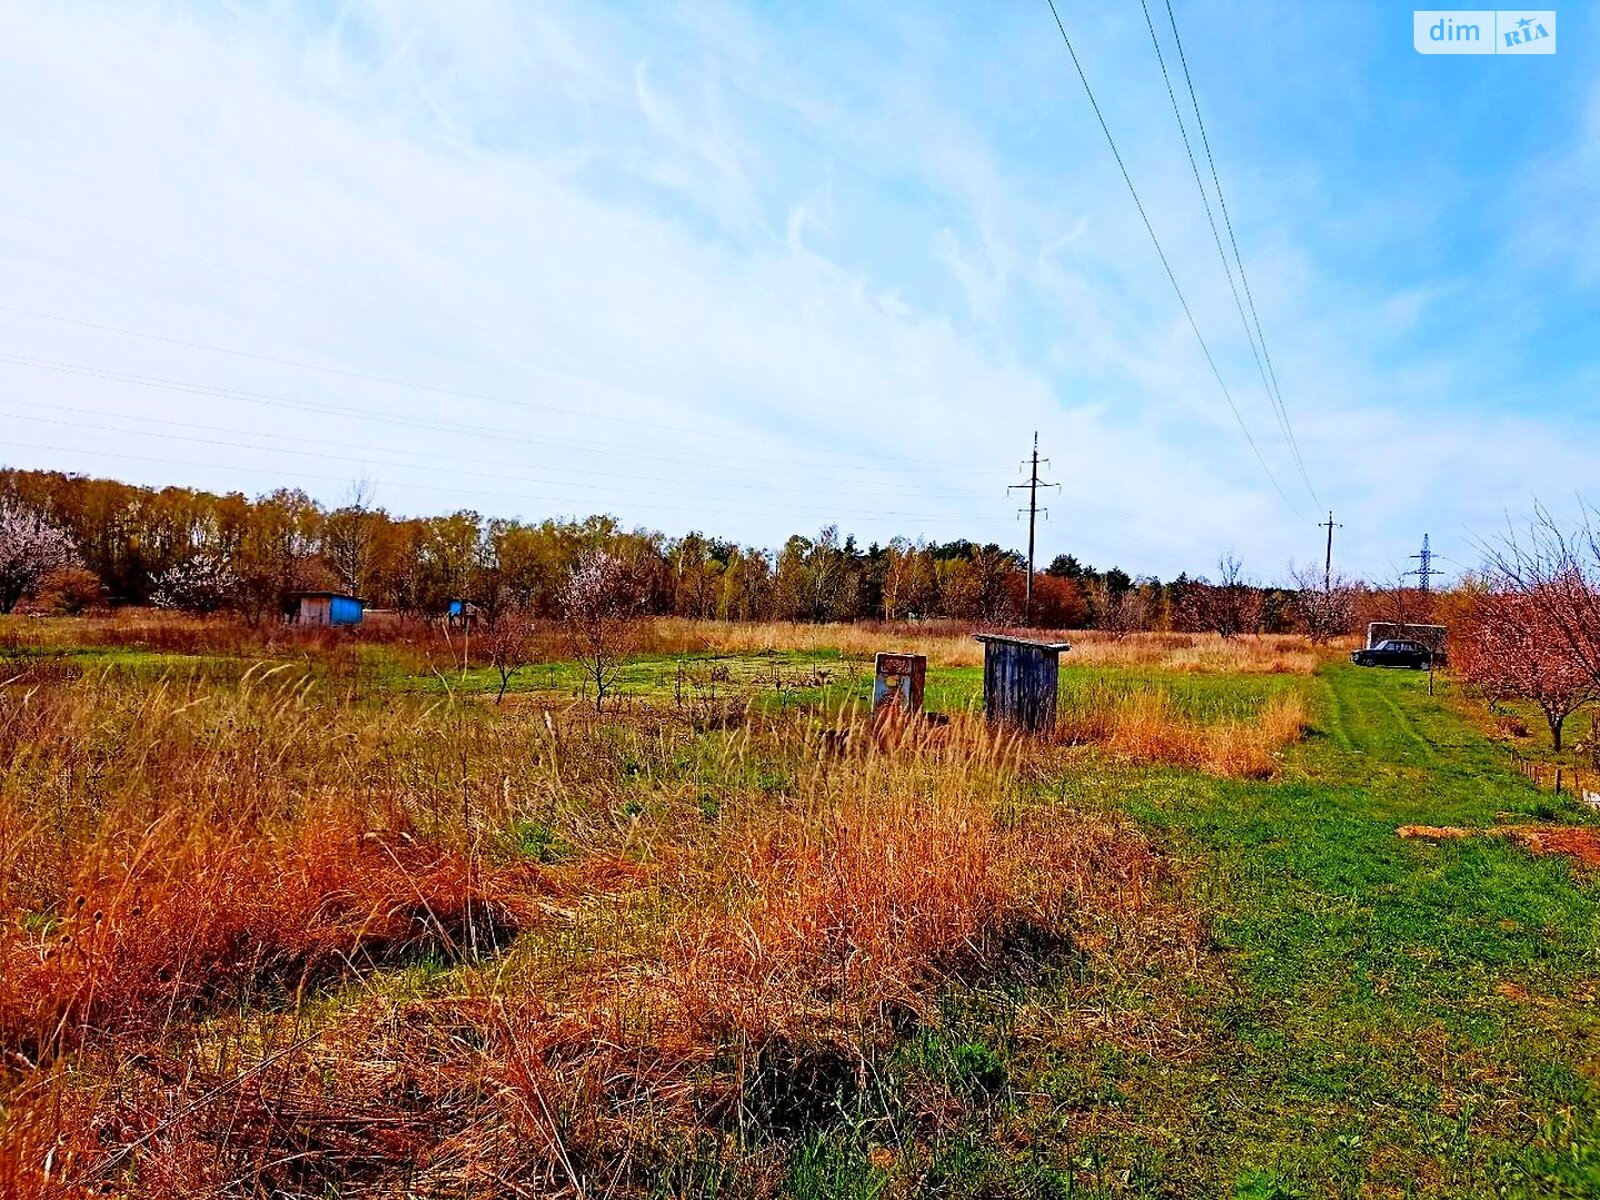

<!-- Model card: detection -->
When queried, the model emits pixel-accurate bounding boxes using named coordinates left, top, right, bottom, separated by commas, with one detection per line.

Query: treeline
left=0, top=468, right=1337, bottom=632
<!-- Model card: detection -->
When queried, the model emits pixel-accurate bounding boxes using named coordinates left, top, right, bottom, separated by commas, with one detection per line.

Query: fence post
left=1556, top=767, right=1564, bottom=795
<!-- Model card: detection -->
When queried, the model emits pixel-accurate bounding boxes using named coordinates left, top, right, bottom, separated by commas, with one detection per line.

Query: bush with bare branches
left=1483, top=507, right=1600, bottom=688
left=561, top=549, right=644, bottom=712
left=1180, top=554, right=1263, bottom=639
left=1087, top=579, right=1150, bottom=639
left=1290, top=566, right=1359, bottom=644
left=1455, top=585, right=1596, bottom=751
left=481, top=604, right=538, bottom=702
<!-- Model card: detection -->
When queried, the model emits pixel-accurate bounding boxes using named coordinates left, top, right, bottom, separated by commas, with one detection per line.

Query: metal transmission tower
left=1009, top=432, right=1060, bottom=624
left=1318, top=511, right=1342, bottom=592
left=1408, top=533, right=1445, bottom=594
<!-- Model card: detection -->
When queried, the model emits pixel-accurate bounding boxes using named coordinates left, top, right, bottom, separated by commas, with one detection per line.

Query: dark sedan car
left=1350, top=639, right=1443, bottom=669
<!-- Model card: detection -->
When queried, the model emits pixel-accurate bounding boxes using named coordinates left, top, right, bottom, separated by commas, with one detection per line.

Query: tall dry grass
left=0, top=656, right=1192, bottom=1196
left=1059, top=688, right=1309, bottom=778
left=650, top=618, right=1321, bottom=674
left=4, top=611, right=1324, bottom=683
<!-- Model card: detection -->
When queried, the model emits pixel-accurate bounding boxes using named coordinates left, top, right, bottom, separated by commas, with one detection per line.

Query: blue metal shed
left=329, top=595, right=364, bottom=626
left=293, top=592, right=365, bottom=627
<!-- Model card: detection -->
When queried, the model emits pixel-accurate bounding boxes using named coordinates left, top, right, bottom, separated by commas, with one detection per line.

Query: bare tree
left=481, top=604, right=537, bottom=703
left=561, top=549, right=643, bottom=713
left=1456, top=586, right=1595, bottom=751
left=0, top=501, right=78, bottom=613
left=323, top=479, right=377, bottom=597
left=1484, top=506, right=1600, bottom=688
left=1290, top=565, right=1359, bottom=644
left=1088, top=578, right=1149, bottom=639
left=1373, top=570, right=1435, bottom=637
left=1187, top=553, right=1262, bottom=639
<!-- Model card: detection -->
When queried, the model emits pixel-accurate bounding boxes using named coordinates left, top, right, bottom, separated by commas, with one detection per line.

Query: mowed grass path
left=1058, top=662, right=1600, bottom=1197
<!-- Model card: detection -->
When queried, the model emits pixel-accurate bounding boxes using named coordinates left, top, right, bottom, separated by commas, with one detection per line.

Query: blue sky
left=1, top=1, right=1596, bottom=584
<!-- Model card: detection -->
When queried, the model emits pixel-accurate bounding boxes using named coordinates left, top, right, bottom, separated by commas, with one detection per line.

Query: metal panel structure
left=872, top=652, right=927, bottom=714
left=975, top=634, right=1071, bottom=733
left=293, top=592, right=365, bottom=627
left=329, top=595, right=364, bottom=626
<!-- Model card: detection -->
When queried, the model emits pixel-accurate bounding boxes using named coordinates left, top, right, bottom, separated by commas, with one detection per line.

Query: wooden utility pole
left=1318, top=511, right=1341, bottom=592
left=1009, top=432, right=1058, bottom=624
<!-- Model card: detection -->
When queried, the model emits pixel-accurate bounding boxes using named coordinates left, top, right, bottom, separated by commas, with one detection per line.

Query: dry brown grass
left=650, top=618, right=1321, bottom=674
left=4, top=611, right=1324, bottom=682
left=1059, top=688, right=1310, bottom=778
left=0, top=653, right=1189, bottom=1196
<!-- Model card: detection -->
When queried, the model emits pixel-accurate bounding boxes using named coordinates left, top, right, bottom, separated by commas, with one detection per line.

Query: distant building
left=291, top=591, right=365, bottom=627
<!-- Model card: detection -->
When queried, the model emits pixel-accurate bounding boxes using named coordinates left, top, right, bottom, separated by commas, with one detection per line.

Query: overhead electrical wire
left=0, top=397, right=992, bottom=503
left=0, top=428, right=1002, bottom=525
left=1136, top=0, right=1318, bottom=506
left=0, top=352, right=988, bottom=485
left=2, top=435, right=1194, bottom=565
left=0, top=399, right=1226, bottom=565
left=0, top=303, right=976, bottom=470
left=0, top=349, right=1261, bottom=554
left=1159, top=0, right=1317, bottom=503
left=1042, top=0, right=1303, bottom=520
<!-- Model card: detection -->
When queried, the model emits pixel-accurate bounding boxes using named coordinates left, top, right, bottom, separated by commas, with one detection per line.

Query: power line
left=1137, top=0, right=1317, bottom=506
left=0, top=389, right=992, bottom=499
left=0, top=351, right=1262, bottom=558
left=1008, top=431, right=1060, bottom=621
left=0, top=304, right=976, bottom=469
left=1318, top=510, right=1342, bottom=591
left=3, top=433, right=1204, bottom=567
left=0, top=434, right=1012, bottom=527
left=0, top=405, right=994, bottom=518
left=1041, top=0, right=1303, bottom=520
left=1407, top=533, right=1445, bottom=593
left=1160, top=0, right=1317, bottom=503
left=1, top=407, right=1212, bottom=566
left=0, top=350, right=980, bottom=482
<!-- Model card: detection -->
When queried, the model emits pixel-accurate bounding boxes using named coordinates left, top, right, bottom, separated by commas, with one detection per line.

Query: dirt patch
left=1398, top=823, right=1600, bottom=868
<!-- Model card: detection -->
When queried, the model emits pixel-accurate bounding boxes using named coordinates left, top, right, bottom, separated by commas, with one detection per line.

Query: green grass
left=806, top=662, right=1600, bottom=1197
left=389, top=650, right=1299, bottom=731
left=1116, top=665, right=1600, bottom=1195
left=0, top=642, right=241, bottom=678
left=1457, top=689, right=1600, bottom=780
left=5, top=629, right=1303, bottom=731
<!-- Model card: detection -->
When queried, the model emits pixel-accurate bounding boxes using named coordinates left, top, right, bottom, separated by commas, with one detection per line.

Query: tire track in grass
left=1326, top=664, right=1437, bottom=767
left=1374, top=687, right=1437, bottom=766
left=1316, top=670, right=1355, bottom=752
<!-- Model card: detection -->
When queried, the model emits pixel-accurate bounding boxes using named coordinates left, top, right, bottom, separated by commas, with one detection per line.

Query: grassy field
left=2, top=617, right=1597, bottom=1197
